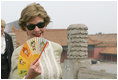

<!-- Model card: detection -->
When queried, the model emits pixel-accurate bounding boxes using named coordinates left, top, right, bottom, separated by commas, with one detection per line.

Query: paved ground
left=61, top=59, right=117, bottom=74
left=90, top=61, right=117, bottom=74
left=61, top=59, right=117, bottom=79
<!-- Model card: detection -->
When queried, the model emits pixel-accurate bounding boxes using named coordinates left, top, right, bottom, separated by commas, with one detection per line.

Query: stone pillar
left=67, top=24, right=88, bottom=59
left=63, top=24, right=88, bottom=79
left=9, top=33, right=16, bottom=49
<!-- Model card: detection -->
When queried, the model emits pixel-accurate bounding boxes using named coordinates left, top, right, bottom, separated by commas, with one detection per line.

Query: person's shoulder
left=50, top=41, right=62, bottom=48
left=15, top=45, right=23, bottom=51
left=4, top=32, right=9, bottom=36
left=4, top=32, right=8, bottom=34
left=50, top=41, right=63, bottom=52
left=4, top=32, right=12, bottom=38
left=12, top=45, right=23, bottom=56
left=49, top=41, right=63, bottom=63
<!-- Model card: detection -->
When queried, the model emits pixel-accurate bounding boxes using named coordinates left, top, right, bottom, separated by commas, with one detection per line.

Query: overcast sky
left=1, top=1, right=117, bottom=34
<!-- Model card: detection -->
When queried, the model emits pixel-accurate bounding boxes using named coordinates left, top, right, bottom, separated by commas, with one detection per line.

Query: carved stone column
left=67, top=24, right=88, bottom=59
left=63, top=24, right=88, bottom=79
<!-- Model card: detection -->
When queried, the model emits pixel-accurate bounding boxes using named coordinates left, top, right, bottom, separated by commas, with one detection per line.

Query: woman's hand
left=25, top=58, right=42, bottom=79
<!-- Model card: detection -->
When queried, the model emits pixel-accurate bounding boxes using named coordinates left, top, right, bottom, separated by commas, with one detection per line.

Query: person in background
left=1, top=19, right=14, bottom=79
left=9, top=3, right=63, bottom=79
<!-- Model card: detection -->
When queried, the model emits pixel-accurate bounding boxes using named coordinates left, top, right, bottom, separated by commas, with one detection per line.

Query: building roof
left=44, top=30, right=117, bottom=47
left=100, top=47, right=117, bottom=55
left=96, top=42, right=117, bottom=47
left=89, top=34, right=117, bottom=42
left=88, top=37, right=102, bottom=45
left=6, top=20, right=20, bottom=32
left=43, top=29, right=67, bottom=46
left=88, top=34, right=117, bottom=47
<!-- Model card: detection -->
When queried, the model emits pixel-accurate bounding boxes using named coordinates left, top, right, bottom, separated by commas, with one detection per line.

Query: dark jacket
left=1, top=32, right=14, bottom=79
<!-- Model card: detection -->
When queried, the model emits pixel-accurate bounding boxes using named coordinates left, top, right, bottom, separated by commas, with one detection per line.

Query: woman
left=1, top=19, right=14, bottom=79
left=9, top=3, right=62, bottom=79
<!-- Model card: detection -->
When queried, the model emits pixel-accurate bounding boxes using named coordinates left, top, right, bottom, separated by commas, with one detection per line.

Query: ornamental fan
left=18, top=37, right=48, bottom=77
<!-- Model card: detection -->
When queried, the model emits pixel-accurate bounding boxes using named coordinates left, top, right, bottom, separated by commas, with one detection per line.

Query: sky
left=1, top=1, right=117, bottom=34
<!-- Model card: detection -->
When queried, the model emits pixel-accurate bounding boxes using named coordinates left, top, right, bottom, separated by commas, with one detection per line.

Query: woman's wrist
left=25, top=73, right=33, bottom=79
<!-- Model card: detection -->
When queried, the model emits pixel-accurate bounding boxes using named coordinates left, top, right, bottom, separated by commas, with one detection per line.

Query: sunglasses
left=26, top=22, right=45, bottom=30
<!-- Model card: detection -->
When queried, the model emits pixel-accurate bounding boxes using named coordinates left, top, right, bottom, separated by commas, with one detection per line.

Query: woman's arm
left=25, top=58, right=42, bottom=79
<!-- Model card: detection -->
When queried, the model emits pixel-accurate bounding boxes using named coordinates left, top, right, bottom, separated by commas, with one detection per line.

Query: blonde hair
left=19, top=3, right=50, bottom=31
left=1, top=19, right=6, bottom=28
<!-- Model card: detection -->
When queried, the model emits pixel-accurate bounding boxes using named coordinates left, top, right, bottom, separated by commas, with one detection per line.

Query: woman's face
left=1, top=26, right=4, bottom=36
left=25, top=16, right=46, bottom=38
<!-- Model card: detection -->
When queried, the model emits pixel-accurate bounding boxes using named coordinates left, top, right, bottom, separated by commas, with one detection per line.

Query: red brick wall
left=94, top=47, right=104, bottom=59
